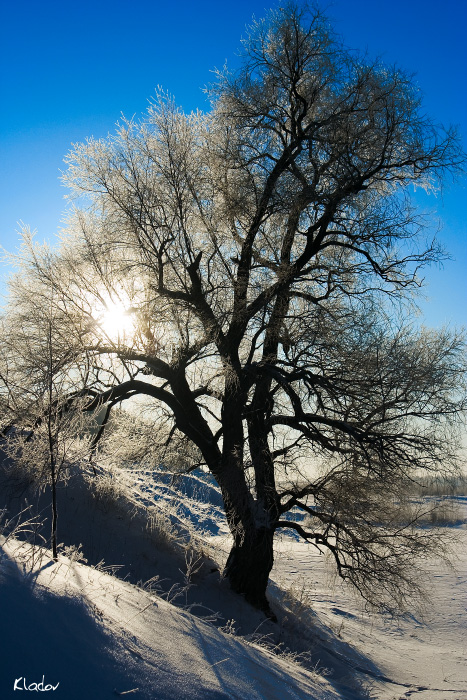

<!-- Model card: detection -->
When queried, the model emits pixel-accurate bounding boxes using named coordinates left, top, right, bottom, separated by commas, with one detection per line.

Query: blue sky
left=1, top=0, right=466, bottom=328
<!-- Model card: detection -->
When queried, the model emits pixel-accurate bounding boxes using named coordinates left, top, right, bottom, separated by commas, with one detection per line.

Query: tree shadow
left=258, top=579, right=391, bottom=700
left=0, top=546, right=143, bottom=700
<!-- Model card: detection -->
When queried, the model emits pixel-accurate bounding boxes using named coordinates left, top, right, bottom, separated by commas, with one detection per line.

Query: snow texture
left=1, top=462, right=466, bottom=700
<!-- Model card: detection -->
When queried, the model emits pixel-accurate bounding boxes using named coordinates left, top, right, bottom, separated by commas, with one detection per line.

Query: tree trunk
left=217, top=383, right=277, bottom=618
left=214, top=459, right=277, bottom=617
left=217, top=469, right=276, bottom=616
left=51, top=473, right=58, bottom=561
left=224, top=524, right=276, bottom=618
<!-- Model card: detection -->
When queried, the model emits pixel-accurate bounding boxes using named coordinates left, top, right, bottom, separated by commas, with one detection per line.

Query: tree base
left=224, top=526, right=277, bottom=621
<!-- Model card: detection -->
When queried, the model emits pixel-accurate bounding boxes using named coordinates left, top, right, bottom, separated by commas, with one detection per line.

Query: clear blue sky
left=1, top=0, right=466, bottom=328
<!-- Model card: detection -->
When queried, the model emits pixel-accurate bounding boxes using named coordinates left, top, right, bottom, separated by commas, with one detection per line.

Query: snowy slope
left=0, top=539, right=339, bottom=700
left=1, top=460, right=466, bottom=700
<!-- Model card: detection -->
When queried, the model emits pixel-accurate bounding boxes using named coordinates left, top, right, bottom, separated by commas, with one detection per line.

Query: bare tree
left=0, top=270, right=93, bottom=560
left=1, top=3, right=466, bottom=615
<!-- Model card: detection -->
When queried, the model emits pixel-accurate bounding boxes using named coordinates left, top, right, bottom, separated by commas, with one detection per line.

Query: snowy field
left=272, top=533, right=467, bottom=700
left=1, top=464, right=466, bottom=700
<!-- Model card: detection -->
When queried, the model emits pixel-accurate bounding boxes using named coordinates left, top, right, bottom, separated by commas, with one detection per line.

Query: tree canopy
left=1, top=3, right=466, bottom=616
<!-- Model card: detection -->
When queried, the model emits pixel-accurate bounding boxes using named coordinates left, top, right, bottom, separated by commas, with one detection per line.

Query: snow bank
left=1, top=457, right=466, bottom=700
left=0, top=540, right=339, bottom=700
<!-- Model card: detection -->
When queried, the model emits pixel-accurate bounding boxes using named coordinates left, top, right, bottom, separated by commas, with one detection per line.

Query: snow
left=1, top=461, right=466, bottom=700
left=0, top=539, right=337, bottom=700
left=271, top=535, right=467, bottom=699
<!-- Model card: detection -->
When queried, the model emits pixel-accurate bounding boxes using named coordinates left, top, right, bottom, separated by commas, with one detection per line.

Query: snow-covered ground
left=0, top=537, right=341, bottom=700
left=271, top=535, right=467, bottom=700
left=1, top=463, right=466, bottom=700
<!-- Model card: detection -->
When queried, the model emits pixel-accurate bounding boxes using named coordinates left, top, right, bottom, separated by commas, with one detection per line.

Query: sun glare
left=99, top=301, right=135, bottom=343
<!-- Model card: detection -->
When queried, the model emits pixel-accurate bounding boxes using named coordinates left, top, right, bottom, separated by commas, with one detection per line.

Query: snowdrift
left=0, top=539, right=339, bottom=700
left=1, top=456, right=466, bottom=699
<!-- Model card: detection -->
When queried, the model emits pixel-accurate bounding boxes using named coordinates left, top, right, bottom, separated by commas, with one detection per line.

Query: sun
left=98, top=300, right=135, bottom=343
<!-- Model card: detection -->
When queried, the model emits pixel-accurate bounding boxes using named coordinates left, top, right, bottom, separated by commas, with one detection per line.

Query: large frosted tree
left=1, top=3, right=465, bottom=615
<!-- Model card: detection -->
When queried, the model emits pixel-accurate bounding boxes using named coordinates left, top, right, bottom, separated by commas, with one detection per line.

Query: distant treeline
left=410, top=474, right=467, bottom=497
